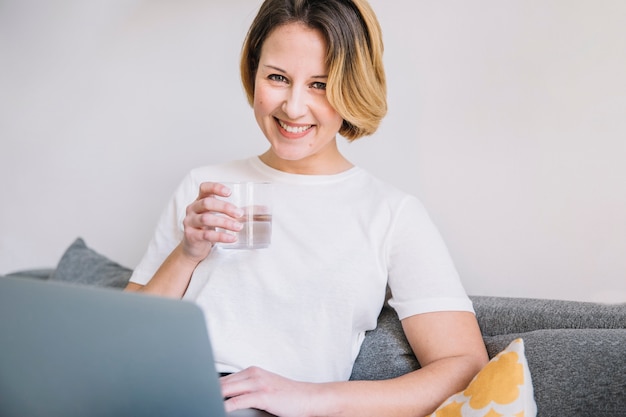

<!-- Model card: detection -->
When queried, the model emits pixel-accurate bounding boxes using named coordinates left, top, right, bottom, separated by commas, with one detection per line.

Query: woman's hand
left=125, top=182, right=244, bottom=298
left=221, top=367, right=320, bottom=417
left=181, top=182, right=244, bottom=262
left=218, top=312, right=488, bottom=417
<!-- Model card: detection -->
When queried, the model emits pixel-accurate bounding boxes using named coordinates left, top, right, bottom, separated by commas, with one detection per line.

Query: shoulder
left=186, top=158, right=254, bottom=184
left=168, top=158, right=256, bottom=206
left=178, top=157, right=268, bottom=189
left=354, top=169, right=425, bottom=214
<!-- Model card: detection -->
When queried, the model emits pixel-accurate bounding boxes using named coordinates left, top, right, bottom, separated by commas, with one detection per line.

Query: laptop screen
left=0, top=276, right=229, bottom=417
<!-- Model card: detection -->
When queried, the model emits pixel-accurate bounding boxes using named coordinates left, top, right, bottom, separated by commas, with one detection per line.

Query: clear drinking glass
left=217, top=182, right=273, bottom=249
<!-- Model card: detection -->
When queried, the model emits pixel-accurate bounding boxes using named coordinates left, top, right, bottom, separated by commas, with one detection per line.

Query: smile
left=277, top=119, right=313, bottom=134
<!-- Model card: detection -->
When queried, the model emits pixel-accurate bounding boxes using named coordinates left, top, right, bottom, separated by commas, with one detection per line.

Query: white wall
left=1, top=0, right=625, bottom=303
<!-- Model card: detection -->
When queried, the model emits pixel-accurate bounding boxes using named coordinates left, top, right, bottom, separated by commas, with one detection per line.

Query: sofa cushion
left=427, top=338, right=536, bottom=417
left=4, top=268, right=54, bottom=281
left=49, top=238, right=132, bottom=288
left=351, top=305, right=626, bottom=417
left=484, top=329, right=626, bottom=417
left=350, top=304, right=420, bottom=380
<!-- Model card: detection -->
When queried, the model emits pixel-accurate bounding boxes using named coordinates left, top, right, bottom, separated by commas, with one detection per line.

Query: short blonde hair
left=240, top=0, right=387, bottom=141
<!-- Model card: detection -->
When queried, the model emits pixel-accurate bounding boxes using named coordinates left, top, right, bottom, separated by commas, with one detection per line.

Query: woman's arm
left=125, top=182, right=244, bottom=298
left=221, top=311, right=488, bottom=417
left=124, top=243, right=204, bottom=298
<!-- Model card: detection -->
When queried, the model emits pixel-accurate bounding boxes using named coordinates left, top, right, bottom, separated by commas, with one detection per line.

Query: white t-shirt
left=131, top=156, right=473, bottom=382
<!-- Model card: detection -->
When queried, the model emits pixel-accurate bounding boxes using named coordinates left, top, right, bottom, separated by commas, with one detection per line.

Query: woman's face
left=253, top=23, right=345, bottom=174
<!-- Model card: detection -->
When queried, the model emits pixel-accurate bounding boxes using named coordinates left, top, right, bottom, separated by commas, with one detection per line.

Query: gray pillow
left=49, top=238, right=132, bottom=288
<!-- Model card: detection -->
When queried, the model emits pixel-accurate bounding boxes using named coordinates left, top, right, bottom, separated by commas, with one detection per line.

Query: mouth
left=276, top=118, right=314, bottom=135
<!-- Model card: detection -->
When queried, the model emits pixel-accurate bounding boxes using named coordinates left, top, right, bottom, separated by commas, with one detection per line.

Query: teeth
left=278, top=119, right=312, bottom=134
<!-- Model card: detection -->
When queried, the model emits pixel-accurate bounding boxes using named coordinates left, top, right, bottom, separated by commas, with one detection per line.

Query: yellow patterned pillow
left=428, top=338, right=537, bottom=417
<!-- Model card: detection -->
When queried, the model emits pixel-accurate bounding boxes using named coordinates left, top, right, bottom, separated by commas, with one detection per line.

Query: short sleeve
left=386, top=196, right=474, bottom=319
left=129, top=173, right=196, bottom=285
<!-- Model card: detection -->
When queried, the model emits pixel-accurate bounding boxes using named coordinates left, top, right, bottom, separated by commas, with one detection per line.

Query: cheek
left=319, top=104, right=344, bottom=131
left=253, top=85, right=274, bottom=115
left=312, top=94, right=341, bottom=122
left=253, top=85, right=263, bottom=108
left=253, top=87, right=274, bottom=130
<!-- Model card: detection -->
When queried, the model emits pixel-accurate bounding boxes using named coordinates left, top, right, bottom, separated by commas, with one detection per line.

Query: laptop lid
left=0, top=276, right=272, bottom=417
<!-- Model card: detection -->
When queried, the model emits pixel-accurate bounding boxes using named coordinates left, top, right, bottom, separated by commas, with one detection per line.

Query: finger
left=184, top=210, right=243, bottom=233
left=220, top=367, right=275, bottom=398
left=182, top=225, right=238, bottom=252
left=222, top=382, right=287, bottom=416
left=220, top=368, right=255, bottom=386
left=224, top=394, right=266, bottom=414
left=220, top=368, right=301, bottom=416
left=199, top=228, right=238, bottom=244
left=187, top=197, right=243, bottom=220
left=221, top=371, right=266, bottom=411
left=197, top=181, right=232, bottom=200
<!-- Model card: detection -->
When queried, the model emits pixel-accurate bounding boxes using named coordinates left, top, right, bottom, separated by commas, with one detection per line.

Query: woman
left=126, top=0, right=488, bottom=416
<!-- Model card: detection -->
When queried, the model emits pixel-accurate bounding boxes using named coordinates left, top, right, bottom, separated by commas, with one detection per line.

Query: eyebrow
left=263, top=64, right=328, bottom=79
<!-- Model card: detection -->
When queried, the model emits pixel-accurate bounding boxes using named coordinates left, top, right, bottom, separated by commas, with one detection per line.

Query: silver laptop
left=0, top=276, right=274, bottom=417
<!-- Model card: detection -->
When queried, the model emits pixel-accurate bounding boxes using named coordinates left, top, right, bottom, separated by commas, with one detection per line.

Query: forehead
left=259, top=23, right=328, bottom=70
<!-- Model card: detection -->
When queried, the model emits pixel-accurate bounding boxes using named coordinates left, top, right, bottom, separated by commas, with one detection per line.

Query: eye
left=268, top=74, right=288, bottom=83
left=310, top=81, right=327, bottom=90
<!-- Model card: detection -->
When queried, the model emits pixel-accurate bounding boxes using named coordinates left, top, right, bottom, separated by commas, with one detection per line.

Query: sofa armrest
left=4, top=269, right=55, bottom=281
left=471, top=295, right=626, bottom=336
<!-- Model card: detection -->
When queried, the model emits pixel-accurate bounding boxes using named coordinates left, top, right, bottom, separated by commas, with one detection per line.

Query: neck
left=258, top=150, right=354, bottom=175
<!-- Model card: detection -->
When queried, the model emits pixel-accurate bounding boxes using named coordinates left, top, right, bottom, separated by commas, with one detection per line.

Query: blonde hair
left=240, top=0, right=387, bottom=141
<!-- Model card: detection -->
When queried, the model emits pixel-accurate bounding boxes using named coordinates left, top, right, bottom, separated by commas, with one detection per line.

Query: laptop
left=0, top=276, right=274, bottom=417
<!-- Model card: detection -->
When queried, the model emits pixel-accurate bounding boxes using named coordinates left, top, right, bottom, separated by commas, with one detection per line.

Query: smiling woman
left=240, top=0, right=387, bottom=141
left=124, top=1, right=489, bottom=416
left=4, top=0, right=625, bottom=415
left=4, top=0, right=624, bottom=305
left=253, top=23, right=348, bottom=174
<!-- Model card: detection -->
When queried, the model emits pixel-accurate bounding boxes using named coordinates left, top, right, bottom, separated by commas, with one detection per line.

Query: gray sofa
left=3, top=238, right=626, bottom=417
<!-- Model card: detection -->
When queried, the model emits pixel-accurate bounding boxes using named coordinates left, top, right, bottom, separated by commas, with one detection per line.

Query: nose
left=282, top=85, right=307, bottom=119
